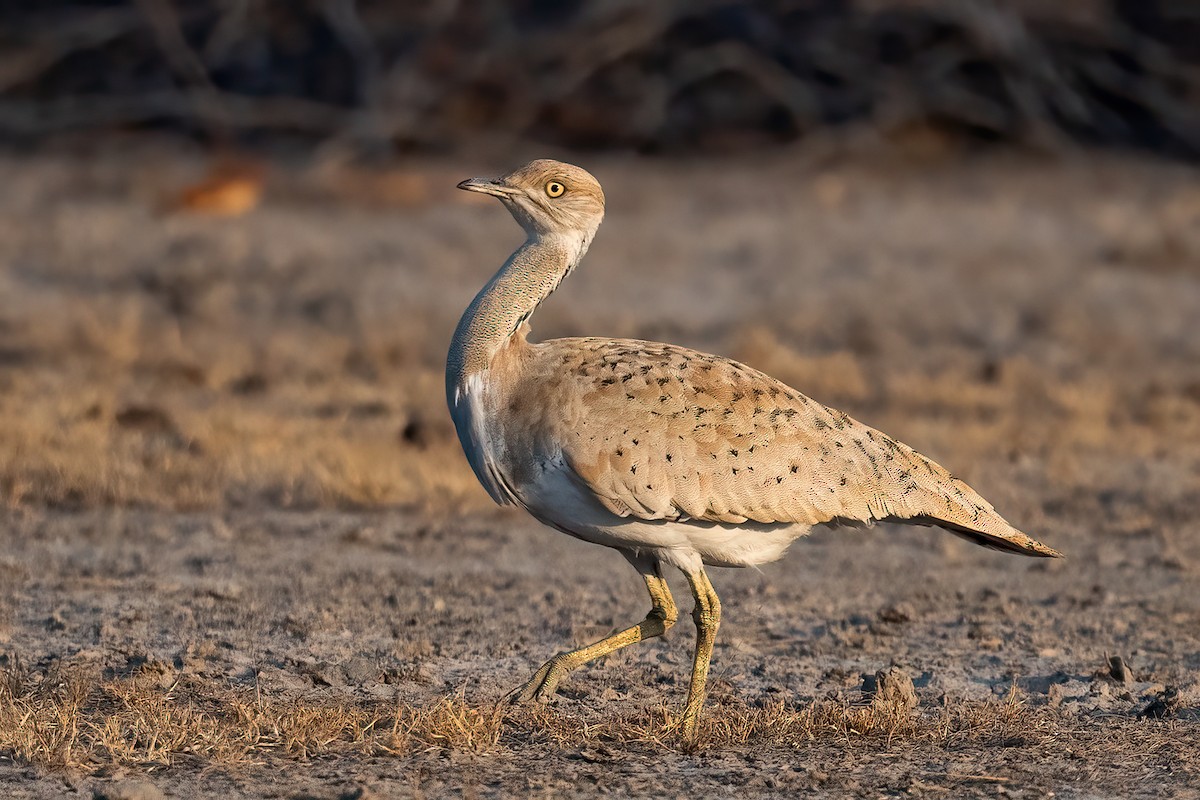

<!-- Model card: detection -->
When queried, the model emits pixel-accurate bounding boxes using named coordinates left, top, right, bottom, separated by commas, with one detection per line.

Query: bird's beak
left=457, top=177, right=517, bottom=198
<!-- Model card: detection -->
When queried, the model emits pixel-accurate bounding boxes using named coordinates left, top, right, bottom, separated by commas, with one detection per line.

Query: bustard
left=448, top=159, right=1061, bottom=741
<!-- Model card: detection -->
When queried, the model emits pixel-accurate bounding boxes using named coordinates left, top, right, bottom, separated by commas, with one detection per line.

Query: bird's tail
left=891, top=511, right=1062, bottom=557
left=879, top=471, right=1062, bottom=557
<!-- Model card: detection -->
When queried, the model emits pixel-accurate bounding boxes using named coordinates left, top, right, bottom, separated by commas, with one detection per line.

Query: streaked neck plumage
left=447, top=227, right=594, bottom=395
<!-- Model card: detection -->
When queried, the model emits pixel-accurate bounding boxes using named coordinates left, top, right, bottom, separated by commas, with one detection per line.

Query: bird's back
left=501, top=336, right=1059, bottom=558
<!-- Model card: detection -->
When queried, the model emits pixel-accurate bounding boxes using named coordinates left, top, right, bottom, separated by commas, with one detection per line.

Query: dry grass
left=0, top=300, right=483, bottom=513
left=0, top=151, right=1197, bottom=520
left=0, top=660, right=1185, bottom=774
left=0, top=661, right=382, bottom=768
left=2, top=302, right=1196, bottom=516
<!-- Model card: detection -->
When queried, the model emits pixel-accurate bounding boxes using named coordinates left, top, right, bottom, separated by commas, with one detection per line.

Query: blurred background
left=0, top=0, right=1197, bottom=516
left=3, top=0, right=1199, bottom=157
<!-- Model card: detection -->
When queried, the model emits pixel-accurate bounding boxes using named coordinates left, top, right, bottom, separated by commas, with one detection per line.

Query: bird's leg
left=509, top=557, right=677, bottom=704
left=679, top=566, right=722, bottom=743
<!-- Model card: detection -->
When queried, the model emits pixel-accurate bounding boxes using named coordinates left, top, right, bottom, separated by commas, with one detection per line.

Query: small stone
left=339, top=788, right=382, bottom=800
left=400, top=415, right=434, bottom=448
left=92, top=780, right=166, bottom=800
left=878, top=603, right=913, bottom=624
left=1106, top=654, right=1133, bottom=685
left=575, top=745, right=615, bottom=763
left=1139, top=686, right=1181, bottom=719
left=302, top=660, right=346, bottom=687
left=600, top=686, right=625, bottom=701
left=341, top=655, right=379, bottom=685
left=204, top=580, right=243, bottom=601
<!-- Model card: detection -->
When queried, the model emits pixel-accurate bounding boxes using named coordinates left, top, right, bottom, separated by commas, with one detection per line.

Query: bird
left=447, top=159, right=1061, bottom=742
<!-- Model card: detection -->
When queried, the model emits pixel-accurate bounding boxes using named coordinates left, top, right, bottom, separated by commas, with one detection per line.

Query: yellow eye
left=545, top=181, right=565, bottom=198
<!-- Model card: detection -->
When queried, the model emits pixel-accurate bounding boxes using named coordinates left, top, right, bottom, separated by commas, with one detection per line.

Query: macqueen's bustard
left=447, top=159, right=1061, bottom=741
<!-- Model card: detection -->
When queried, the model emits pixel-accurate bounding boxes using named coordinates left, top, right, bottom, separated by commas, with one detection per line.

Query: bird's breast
left=448, top=340, right=565, bottom=507
left=448, top=369, right=520, bottom=507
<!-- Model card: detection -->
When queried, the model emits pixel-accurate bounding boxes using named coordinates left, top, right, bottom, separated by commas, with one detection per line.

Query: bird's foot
left=506, top=654, right=570, bottom=704
left=678, top=707, right=702, bottom=749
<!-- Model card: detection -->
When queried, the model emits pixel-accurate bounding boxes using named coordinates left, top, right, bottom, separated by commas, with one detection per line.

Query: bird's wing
left=534, top=338, right=1059, bottom=557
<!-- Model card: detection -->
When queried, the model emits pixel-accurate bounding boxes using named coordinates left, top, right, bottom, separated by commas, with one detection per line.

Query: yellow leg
left=679, top=566, right=721, bottom=743
left=509, top=562, right=677, bottom=703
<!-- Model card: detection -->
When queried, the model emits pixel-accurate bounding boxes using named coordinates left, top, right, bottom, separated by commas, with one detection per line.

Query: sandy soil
left=0, top=143, right=1198, bottom=798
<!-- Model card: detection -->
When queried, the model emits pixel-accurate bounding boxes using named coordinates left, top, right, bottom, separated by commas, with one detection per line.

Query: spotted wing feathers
left=535, top=338, right=1060, bottom=558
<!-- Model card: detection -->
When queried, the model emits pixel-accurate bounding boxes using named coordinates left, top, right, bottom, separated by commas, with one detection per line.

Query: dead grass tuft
left=395, top=695, right=506, bottom=754
left=0, top=300, right=485, bottom=514
left=0, top=662, right=386, bottom=769
left=0, top=663, right=1188, bottom=776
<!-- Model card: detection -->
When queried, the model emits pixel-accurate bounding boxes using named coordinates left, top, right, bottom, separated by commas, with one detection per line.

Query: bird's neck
left=447, top=229, right=593, bottom=388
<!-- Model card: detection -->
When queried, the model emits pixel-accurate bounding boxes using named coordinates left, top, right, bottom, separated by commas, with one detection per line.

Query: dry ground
left=0, top=142, right=1198, bottom=798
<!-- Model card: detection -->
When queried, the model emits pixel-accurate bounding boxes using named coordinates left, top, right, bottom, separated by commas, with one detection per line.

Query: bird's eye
left=545, top=181, right=565, bottom=198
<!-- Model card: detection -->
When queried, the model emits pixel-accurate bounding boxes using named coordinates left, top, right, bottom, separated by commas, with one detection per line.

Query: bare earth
left=0, top=143, right=1198, bottom=798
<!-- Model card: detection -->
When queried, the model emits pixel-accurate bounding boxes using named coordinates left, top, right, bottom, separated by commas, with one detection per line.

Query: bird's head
left=458, top=159, right=605, bottom=239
